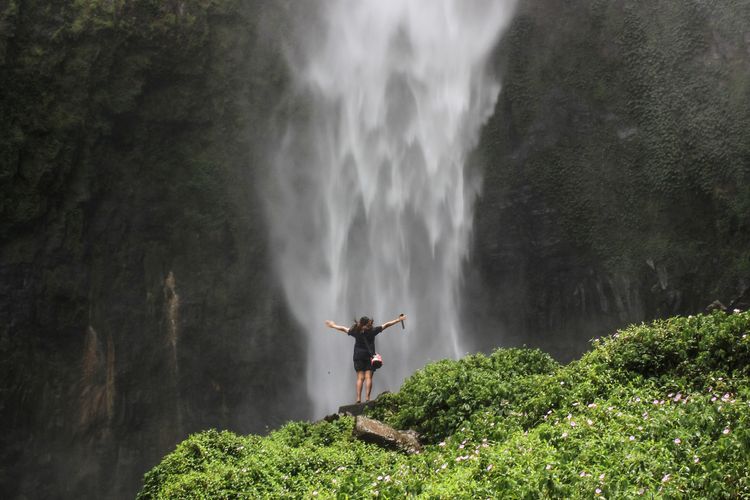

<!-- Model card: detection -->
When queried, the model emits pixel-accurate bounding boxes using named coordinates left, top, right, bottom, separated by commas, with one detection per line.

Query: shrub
left=139, top=311, right=750, bottom=498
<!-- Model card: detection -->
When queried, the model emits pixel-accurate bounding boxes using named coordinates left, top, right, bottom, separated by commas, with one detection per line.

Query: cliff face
left=0, top=2, right=308, bottom=498
left=468, top=0, right=750, bottom=359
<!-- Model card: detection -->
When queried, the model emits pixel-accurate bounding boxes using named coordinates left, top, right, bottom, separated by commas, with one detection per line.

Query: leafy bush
left=139, top=311, right=750, bottom=498
left=369, top=348, right=559, bottom=441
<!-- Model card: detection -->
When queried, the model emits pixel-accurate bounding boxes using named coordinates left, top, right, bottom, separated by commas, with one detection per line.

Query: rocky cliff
left=468, top=0, right=750, bottom=359
left=0, top=2, right=308, bottom=498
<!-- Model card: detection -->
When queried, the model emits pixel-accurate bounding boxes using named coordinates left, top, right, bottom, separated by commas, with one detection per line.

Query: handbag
left=364, top=335, right=383, bottom=368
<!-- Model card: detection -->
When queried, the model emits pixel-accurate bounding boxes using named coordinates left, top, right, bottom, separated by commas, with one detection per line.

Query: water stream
left=267, top=0, right=517, bottom=416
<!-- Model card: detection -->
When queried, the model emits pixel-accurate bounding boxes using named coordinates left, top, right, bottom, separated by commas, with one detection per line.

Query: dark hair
left=350, top=316, right=373, bottom=334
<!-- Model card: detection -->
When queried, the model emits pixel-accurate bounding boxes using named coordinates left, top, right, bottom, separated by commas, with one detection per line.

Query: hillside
left=138, top=311, right=750, bottom=498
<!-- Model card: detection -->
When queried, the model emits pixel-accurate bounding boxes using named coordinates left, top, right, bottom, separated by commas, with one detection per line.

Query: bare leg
left=365, top=370, right=373, bottom=402
left=356, top=371, right=365, bottom=403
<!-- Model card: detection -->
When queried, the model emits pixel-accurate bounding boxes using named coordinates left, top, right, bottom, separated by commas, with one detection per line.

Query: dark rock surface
left=338, top=401, right=377, bottom=417
left=466, top=0, right=750, bottom=361
left=0, top=3, right=308, bottom=499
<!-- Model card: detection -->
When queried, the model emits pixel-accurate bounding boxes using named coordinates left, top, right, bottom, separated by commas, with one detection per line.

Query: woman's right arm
left=325, top=320, right=349, bottom=334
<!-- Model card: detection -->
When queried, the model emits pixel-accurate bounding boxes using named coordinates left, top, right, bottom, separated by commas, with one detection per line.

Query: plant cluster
left=139, top=311, right=750, bottom=498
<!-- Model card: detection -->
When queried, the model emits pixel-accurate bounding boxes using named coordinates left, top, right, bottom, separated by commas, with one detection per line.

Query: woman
left=325, top=313, right=406, bottom=403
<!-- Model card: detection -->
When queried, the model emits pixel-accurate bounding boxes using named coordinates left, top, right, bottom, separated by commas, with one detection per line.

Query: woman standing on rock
left=325, top=314, right=406, bottom=403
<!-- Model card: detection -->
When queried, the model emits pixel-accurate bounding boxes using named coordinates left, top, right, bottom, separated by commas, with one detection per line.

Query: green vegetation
left=138, top=311, right=750, bottom=498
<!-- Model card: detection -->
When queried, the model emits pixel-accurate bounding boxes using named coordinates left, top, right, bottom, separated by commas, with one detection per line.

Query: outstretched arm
left=380, top=314, right=407, bottom=331
left=325, top=320, right=349, bottom=334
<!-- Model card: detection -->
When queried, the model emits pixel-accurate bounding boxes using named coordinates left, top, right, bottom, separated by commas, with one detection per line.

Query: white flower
left=377, top=476, right=383, bottom=481
left=733, top=308, right=741, bottom=314
left=546, top=464, right=552, bottom=470
left=438, top=441, right=446, bottom=447
left=562, top=432, right=568, bottom=438
left=570, top=421, right=577, bottom=427
left=599, top=473, right=605, bottom=480
left=723, top=428, right=731, bottom=435
left=312, top=492, right=318, bottom=497
left=596, top=488, right=602, bottom=495
left=486, top=464, right=493, bottom=472
left=637, top=488, right=645, bottom=495
left=441, top=463, right=447, bottom=469
left=580, top=471, right=586, bottom=477
left=694, top=457, right=700, bottom=463
left=629, top=435, right=635, bottom=441
left=674, top=438, right=681, bottom=445
left=662, top=474, right=671, bottom=483
left=587, top=419, right=593, bottom=426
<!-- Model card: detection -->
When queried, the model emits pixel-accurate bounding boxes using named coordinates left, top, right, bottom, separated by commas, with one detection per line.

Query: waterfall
left=266, top=0, right=516, bottom=416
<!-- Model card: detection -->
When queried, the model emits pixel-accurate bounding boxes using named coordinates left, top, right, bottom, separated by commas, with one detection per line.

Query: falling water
left=267, top=0, right=517, bottom=416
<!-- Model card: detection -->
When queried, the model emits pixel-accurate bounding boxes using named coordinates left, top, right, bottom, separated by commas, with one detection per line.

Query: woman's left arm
left=381, top=314, right=406, bottom=330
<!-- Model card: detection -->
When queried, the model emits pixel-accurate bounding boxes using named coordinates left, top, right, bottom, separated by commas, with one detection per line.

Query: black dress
left=348, top=325, right=383, bottom=372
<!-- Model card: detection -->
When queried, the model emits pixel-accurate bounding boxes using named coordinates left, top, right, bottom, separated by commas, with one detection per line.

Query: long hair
left=350, top=316, right=373, bottom=334
left=349, top=319, right=360, bottom=334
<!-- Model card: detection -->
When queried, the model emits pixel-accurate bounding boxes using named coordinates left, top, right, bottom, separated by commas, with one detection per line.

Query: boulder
left=338, top=400, right=376, bottom=416
left=352, top=416, right=422, bottom=454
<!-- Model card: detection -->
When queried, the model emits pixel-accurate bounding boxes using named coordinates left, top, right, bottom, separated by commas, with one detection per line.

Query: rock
left=706, top=300, right=727, bottom=312
left=352, top=416, right=422, bottom=454
left=338, top=400, right=376, bottom=416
